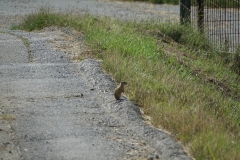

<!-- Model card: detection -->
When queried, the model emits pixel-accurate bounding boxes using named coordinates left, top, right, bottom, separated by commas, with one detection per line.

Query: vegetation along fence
left=180, top=0, right=240, bottom=52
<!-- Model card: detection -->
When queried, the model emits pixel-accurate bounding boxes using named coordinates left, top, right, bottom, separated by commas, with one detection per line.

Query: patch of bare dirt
left=40, top=26, right=94, bottom=62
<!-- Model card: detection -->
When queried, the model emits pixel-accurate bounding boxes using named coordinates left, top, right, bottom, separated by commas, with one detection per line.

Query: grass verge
left=12, top=8, right=240, bottom=160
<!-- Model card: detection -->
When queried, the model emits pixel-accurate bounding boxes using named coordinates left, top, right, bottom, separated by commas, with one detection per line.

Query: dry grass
left=0, top=114, right=16, bottom=121
left=12, top=9, right=240, bottom=160
left=103, top=51, right=240, bottom=160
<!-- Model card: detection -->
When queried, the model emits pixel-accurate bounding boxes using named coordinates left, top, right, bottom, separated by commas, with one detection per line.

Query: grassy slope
left=12, top=10, right=240, bottom=160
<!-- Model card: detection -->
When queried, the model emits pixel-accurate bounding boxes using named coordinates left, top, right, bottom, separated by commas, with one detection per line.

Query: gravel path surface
left=0, top=0, right=179, bottom=31
left=0, top=1, right=191, bottom=160
left=0, top=28, right=191, bottom=160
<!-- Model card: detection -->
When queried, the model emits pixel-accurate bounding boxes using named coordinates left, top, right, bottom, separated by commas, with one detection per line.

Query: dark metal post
left=198, top=0, right=204, bottom=32
left=180, top=0, right=191, bottom=24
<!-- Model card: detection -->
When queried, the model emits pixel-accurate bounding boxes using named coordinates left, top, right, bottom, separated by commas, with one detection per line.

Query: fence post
left=198, top=0, right=204, bottom=32
left=180, top=0, right=191, bottom=24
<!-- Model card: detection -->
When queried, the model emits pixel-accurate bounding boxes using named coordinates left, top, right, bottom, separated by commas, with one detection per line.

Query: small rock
left=139, top=142, right=146, bottom=146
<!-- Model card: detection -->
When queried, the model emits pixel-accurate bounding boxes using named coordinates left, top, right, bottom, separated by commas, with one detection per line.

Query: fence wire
left=189, top=0, right=240, bottom=52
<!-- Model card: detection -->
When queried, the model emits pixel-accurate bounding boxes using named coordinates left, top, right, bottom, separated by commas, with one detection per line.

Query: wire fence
left=181, top=0, right=240, bottom=52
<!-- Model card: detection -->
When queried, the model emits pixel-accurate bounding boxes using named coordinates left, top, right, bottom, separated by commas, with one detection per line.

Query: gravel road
left=0, top=0, right=179, bottom=31
left=0, top=0, right=191, bottom=160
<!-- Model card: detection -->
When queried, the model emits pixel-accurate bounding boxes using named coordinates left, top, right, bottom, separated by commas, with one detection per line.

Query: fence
left=180, top=0, right=240, bottom=52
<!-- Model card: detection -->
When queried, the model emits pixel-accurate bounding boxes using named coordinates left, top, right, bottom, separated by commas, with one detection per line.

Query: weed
left=0, top=114, right=16, bottom=121
left=232, top=47, right=240, bottom=75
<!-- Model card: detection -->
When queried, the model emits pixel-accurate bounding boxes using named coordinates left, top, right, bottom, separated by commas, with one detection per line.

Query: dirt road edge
left=80, top=59, right=192, bottom=160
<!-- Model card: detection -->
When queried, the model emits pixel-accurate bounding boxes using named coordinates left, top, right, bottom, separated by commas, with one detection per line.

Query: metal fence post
left=198, top=0, right=204, bottom=32
left=180, top=0, right=191, bottom=24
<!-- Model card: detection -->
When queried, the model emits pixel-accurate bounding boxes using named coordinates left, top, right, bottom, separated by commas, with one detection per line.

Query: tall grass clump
left=157, top=22, right=210, bottom=50
left=12, top=8, right=240, bottom=160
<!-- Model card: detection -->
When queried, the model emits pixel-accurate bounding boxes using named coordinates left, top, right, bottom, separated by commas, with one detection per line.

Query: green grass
left=12, top=8, right=240, bottom=160
left=0, top=114, right=16, bottom=121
